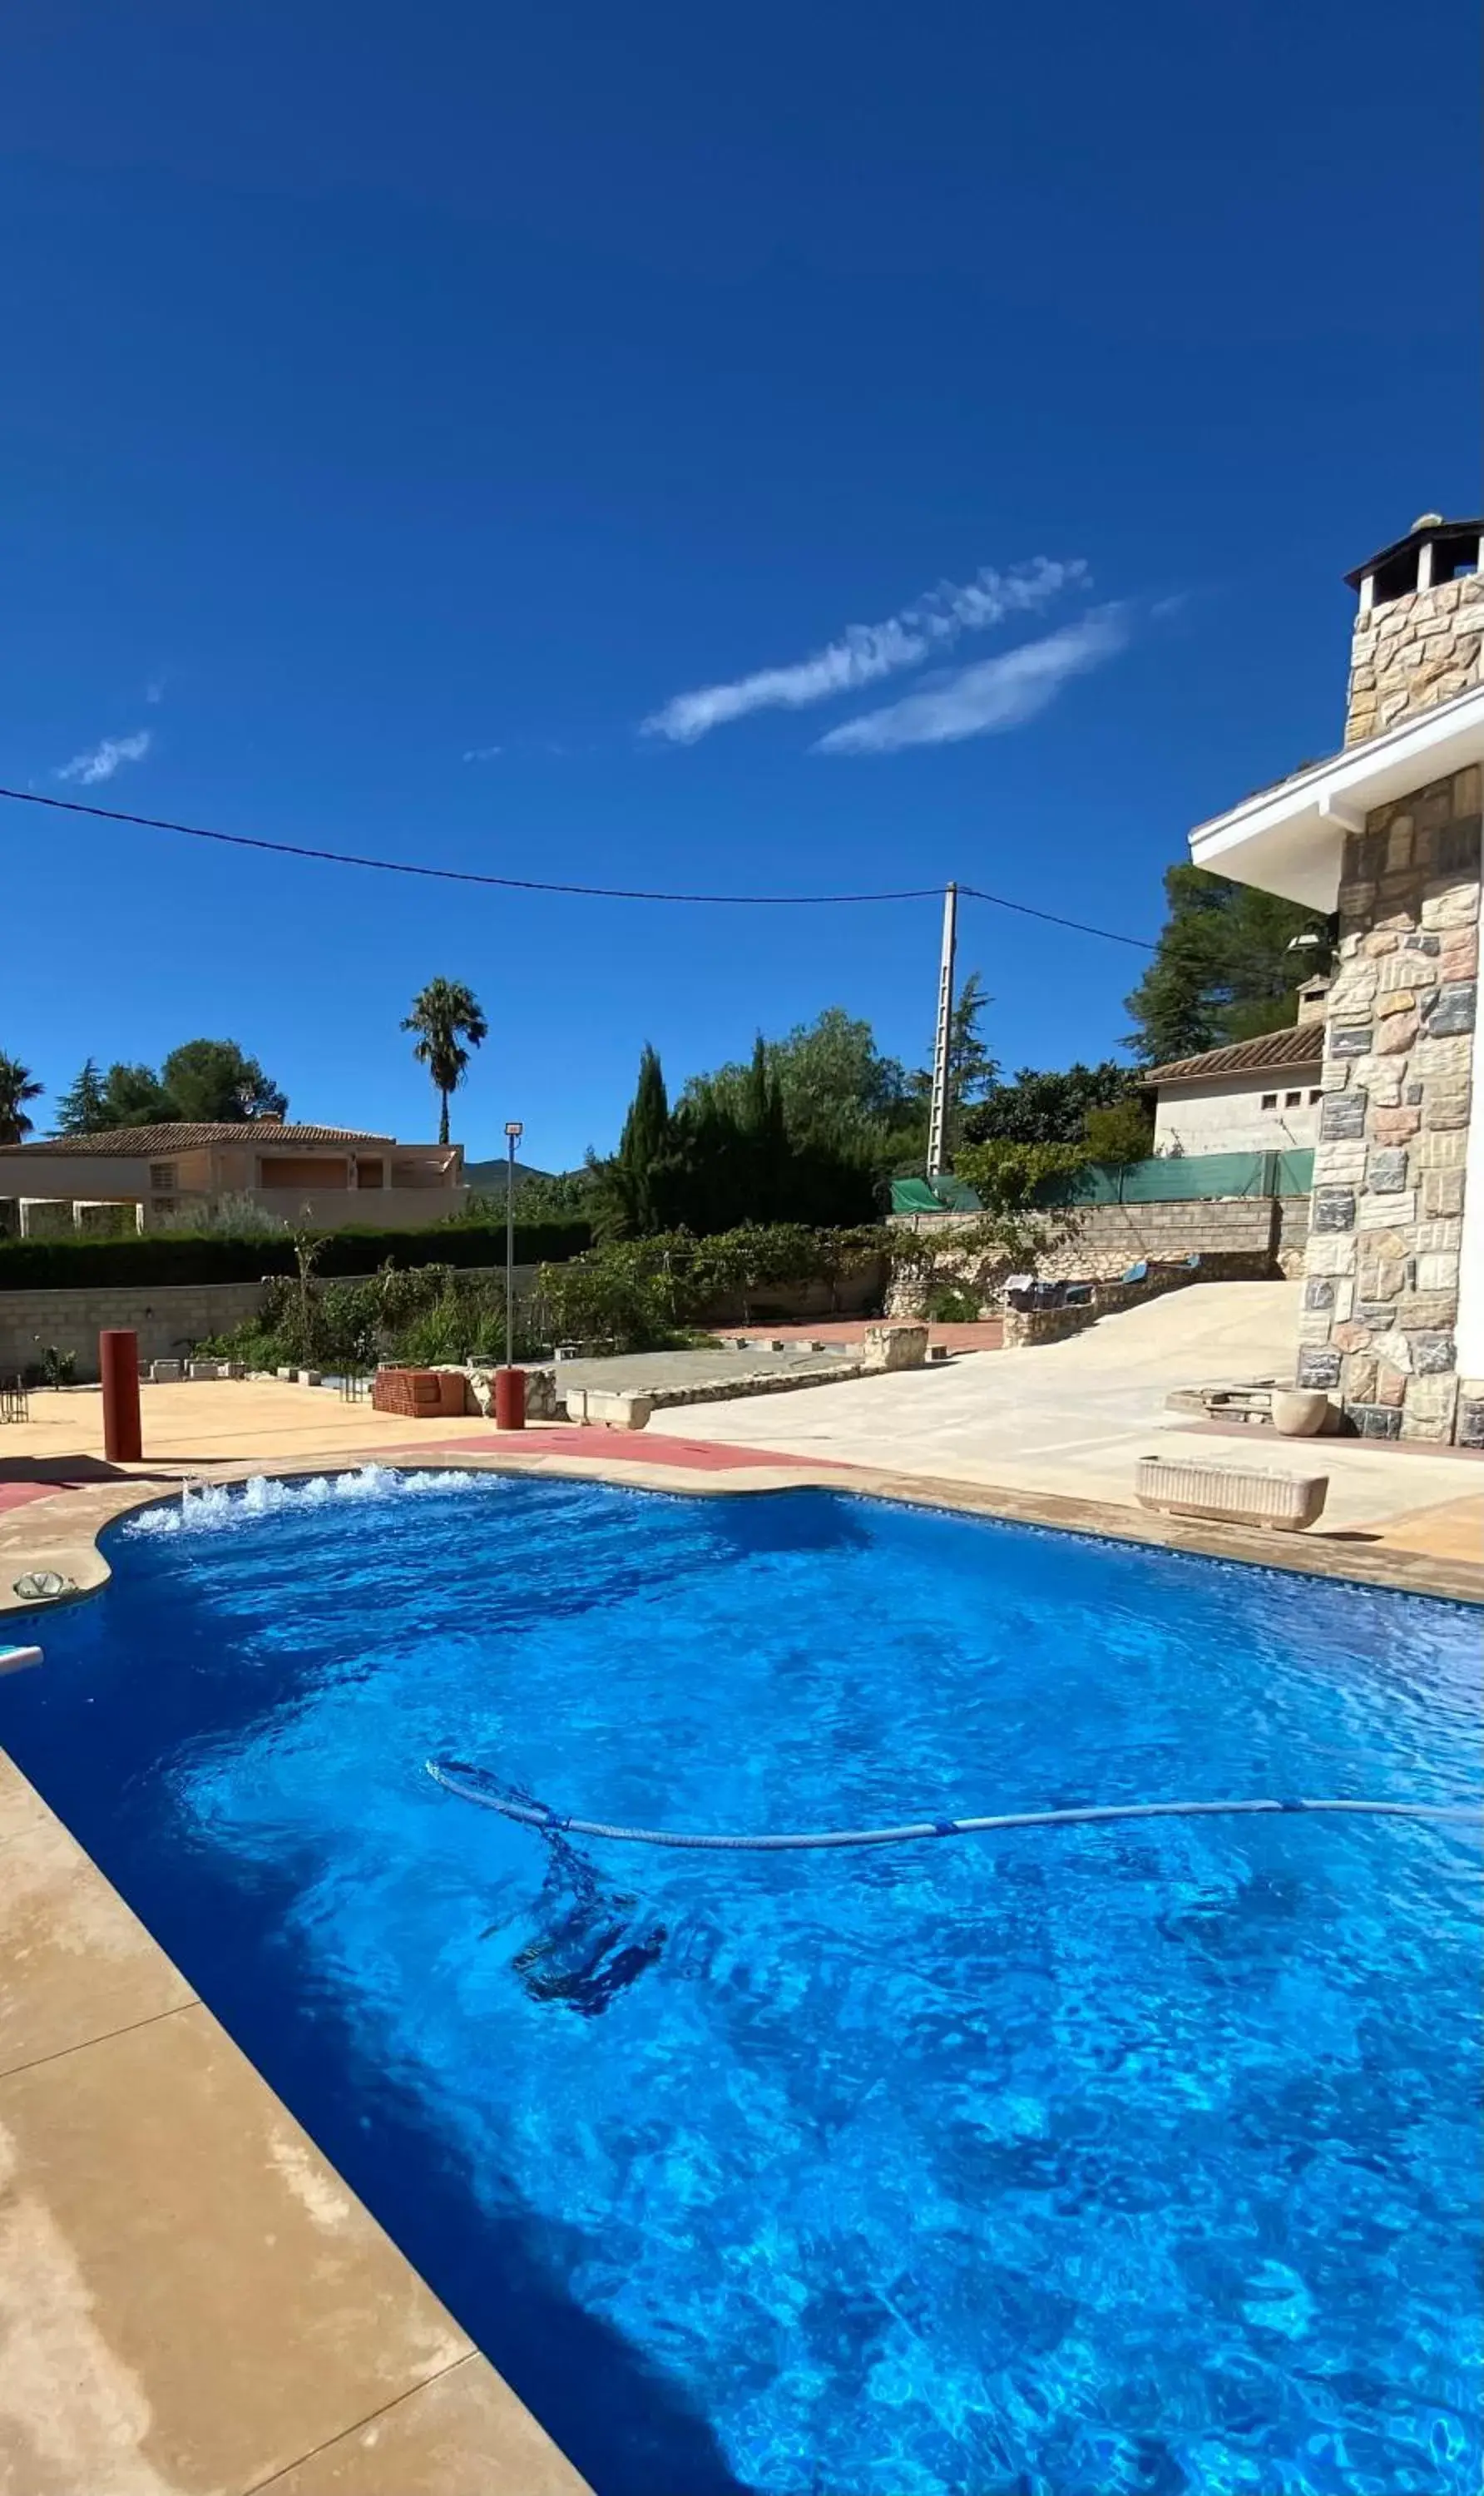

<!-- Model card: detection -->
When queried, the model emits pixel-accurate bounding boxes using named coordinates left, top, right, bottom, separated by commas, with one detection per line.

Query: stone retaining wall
left=1002, top=1253, right=1276, bottom=1350
left=889, top=1195, right=1296, bottom=1317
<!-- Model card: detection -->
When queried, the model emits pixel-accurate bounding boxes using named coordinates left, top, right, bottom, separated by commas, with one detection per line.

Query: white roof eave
left=1188, top=682, right=1484, bottom=911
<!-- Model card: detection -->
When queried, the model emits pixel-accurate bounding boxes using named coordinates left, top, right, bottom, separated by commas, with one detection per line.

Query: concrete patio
left=647, top=1282, right=1484, bottom=1552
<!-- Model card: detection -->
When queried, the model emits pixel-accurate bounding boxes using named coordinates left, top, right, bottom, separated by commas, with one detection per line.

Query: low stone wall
left=1274, top=1195, right=1310, bottom=1277
left=690, top=1264, right=888, bottom=1326
left=1036, top=1196, right=1292, bottom=1283
left=1002, top=1254, right=1274, bottom=1349
left=891, top=1196, right=1297, bottom=1318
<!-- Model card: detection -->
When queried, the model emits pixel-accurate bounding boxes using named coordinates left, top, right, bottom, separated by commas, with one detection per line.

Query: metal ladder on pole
left=925, top=882, right=958, bottom=1181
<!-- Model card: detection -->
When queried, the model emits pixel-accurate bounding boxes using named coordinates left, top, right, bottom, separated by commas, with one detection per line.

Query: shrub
left=153, top=1191, right=290, bottom=1239
left=198, top=1260, right=539, bottom=1373
left=0, top=1218, right=591, bottom=1291
left=953, top=1139, right=1087, bottom=1211
left=22, top=1344, right=78, bottom=1389
left=534, top=1241, right=684, bottom=1352
left=532, top=1222, right=888, bottom=1351
left=923, top=1281, right=983, bottom=1324
left=1081, top=1097, right=1155, bottom=1165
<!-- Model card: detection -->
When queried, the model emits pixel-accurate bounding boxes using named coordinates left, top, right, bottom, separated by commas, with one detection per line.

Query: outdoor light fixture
left=501, top=1122, right=525, bottom=1428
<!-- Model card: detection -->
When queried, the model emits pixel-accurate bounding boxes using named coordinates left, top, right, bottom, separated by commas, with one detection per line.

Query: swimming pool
left=2, top=1469, right=1479, bottom=2495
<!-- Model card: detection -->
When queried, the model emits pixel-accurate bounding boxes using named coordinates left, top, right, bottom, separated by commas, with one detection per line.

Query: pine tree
left=740, top=1033, right=789, bottom=1217
left=53, top=1057, right=111, bottom=1133
left=1124, top=866, right=1331, bottom=1064
left=613, top=1044, right=673, bottom=1234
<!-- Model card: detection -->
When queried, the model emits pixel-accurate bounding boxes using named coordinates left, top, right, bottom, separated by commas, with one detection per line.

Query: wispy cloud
left=815, top=607, right=1128, bottom=755
left=462, top=744, right=502, bottom=763
left=54, top=729, right=152, bottom=786
left=145, top=675, right=166, bottom=705
left=641, top=558, right=1086, bottom=744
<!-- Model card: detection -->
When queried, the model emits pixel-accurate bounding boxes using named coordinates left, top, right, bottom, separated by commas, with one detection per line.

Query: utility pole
left=926, top=881, right=958, bottom=1181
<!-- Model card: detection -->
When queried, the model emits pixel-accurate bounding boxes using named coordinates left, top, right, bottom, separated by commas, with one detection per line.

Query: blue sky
left=1, top=0, right=1477, bottom=1169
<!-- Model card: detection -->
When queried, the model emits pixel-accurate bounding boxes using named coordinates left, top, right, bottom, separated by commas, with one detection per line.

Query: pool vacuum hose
left=427, top=1760, right=1481, bottom=1853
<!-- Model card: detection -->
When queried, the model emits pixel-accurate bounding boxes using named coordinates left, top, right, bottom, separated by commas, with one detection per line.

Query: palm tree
left=0, top=1054, right=43, bottom=1145
left=401, top=979, right=488, bottom=1145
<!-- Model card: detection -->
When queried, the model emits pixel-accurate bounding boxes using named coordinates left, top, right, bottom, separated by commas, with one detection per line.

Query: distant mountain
left=462, top=1157, right=557, bottom=1193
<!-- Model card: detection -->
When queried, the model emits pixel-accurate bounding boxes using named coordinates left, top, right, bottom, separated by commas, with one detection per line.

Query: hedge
left=0, top=1220, right=593, bottom=1292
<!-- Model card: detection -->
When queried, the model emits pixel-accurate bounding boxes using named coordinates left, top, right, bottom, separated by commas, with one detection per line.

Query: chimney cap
left=1345, top=513, right=1482, bottom=592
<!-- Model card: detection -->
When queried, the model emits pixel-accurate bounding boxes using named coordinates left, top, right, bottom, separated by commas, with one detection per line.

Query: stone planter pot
left=1271, top=1389, right=1332, bottom=1439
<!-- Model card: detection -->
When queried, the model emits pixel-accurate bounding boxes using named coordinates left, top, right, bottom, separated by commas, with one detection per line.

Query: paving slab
left=0, top=1765, right=590, bottom=2496
left=256, top=2353, right=590, bottom=2496
left=0, top=1756, right=196, bottom=2079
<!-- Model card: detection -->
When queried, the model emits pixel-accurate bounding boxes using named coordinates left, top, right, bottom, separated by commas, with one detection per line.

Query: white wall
left=1153, top=1070, right=1322, bottom=1156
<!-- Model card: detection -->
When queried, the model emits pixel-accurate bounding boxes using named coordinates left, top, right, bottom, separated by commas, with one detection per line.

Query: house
left=0, top=1122, right=467, bottom=1236
left=1143, top=983, right=1328, bottom=1156
left=1186, top=512, right=1482, bottom=1444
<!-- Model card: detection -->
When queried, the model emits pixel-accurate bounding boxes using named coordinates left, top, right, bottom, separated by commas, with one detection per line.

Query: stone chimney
left=1344, top=513, right=1484, bottom=746
left=1294, top=973, right=1331, bottom=1026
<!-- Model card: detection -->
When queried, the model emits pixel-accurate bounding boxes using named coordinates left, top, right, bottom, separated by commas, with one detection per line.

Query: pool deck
left=0, top=1745, right=591, bottom=2496
left=2, top=1344, right=1482, bottom=2494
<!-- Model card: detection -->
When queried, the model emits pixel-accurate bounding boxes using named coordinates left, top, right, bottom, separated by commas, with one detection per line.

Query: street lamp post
left=497, top=1120, right=526, bottom=1430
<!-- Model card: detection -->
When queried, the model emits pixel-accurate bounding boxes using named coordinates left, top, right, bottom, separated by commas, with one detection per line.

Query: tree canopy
left=588, top=979, right=1002, bottom=1236
left=52, top=1042, right=288, bottom=1132
left=681, top=981, right=995, bottom=1180
left=962, top=1058, right=1134, bottom=1147
left=594, top=1037, right=881, bottom=1237
left=1123, top=865, right=1331, bottom=1065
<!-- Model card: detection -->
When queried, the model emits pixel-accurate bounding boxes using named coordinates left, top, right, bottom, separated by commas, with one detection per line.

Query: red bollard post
left=100, top=1329, right=143, bottom=1463
left=493, top=1366, right=526, bottom=1431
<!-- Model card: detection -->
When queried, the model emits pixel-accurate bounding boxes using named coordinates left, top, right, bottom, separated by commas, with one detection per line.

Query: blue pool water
left=2, top=1468, right=1480, bottom=2496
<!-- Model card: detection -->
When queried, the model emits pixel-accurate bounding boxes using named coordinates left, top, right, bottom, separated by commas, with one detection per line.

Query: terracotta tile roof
left=1140, top=1023, right=1324, bottom=1088
left=0, top=1122, right=394, bottom=1156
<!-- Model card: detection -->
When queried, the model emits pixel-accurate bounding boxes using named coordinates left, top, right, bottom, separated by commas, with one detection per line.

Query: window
left=1260, top=1093, right=1277, bottom=1111
left=149, top=1162, right=176, bottom=1191
left=1284, top=1090, right=1302, bottom=1107
left=1308, top=1088, right=1323, bottom=1104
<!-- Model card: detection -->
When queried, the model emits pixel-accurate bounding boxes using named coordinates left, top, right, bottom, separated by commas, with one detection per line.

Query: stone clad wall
left=1298, top=764, right=1481, bottom=1439
left=1345, top=572, right=1483, bottom=746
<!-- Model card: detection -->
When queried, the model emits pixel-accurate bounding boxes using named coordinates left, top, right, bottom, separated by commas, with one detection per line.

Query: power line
left=957, top=884, right=1152, bottom=951
left=0, top=782, right=1154, bottom=948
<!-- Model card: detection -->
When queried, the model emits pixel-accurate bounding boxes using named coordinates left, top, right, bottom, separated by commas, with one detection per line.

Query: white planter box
left=1136, top=1455, right=1328, bottom=1533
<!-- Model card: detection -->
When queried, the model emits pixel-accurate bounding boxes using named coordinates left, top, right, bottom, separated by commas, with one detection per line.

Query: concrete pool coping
left=2, top=1440, right=1482, bottom=2494
left=4, top=1432, right=1483, bottom=1617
